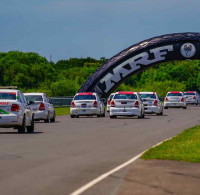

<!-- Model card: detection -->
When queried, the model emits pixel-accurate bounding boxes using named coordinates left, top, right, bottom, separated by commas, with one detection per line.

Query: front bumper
left=0, top=114, right=22, bottom=127
left=144, top=106, right=160, bottom=114
left=164, top=102, right=186, bottom=108
left=70, top=107, right=101, bottom=116
left=110, top=107, right=141, bottom=116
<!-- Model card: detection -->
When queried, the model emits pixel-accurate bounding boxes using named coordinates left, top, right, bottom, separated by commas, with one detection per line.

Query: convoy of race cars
left=0, top=88, right=55, bottom=133
left=70, top=91, right=199, bottom=118
left=0, top=87, right=199, bottom=133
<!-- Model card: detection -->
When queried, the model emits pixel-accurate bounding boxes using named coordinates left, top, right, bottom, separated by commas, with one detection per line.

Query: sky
left=0, top=0, right=200, bottom=62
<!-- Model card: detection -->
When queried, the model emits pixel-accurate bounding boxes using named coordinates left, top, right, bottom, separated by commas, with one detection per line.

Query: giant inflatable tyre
left=79, top=32, right=200, bottom=98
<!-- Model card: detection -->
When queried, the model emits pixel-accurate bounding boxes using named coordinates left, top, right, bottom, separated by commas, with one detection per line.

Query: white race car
left=70, top=92, right=105, bottom=118
left=0, top=89, right=34, bottom=133
left=164, top=91, right=187, bottom=109
left=24, top=93, right=55, bottom=122
left=107, top=93, right=115, bottom=112
left=183, top=91, right=200, bottom=105
left=139, top=92, right=163, bottom=115
left=109, top=91, right=145, bottom=118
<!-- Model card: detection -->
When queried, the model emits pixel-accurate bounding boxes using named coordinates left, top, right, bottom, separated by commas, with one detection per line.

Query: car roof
left=24, top=93, right=44, bottom=95
left=184, top=91, right=196, bottom=93
left=116, top=91, right=137, bottom=94
left=109, top=93, right=115, bottom=96
left=0, top=89, right=19, bottom=93
left=139, top=92, right=156, bottom=94
left=76, top=92, right=97, bottom=96
left=168, top=91, right=182, bottom=93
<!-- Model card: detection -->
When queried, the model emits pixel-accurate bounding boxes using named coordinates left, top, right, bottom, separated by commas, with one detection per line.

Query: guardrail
left=49, top=96, right=164, bottom=108
left=49, top=96, right=73, bottom=107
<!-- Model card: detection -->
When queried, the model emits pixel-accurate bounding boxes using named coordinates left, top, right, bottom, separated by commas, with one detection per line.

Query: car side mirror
left=101, top=98, right=107, bottom=105
left=159, top=97, right=164, bottom=101
left=49, top=99, right=55, bottom=104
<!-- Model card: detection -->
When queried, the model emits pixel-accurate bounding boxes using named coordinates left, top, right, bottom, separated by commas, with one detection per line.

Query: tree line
left=0, top=51, right=199, bottom=97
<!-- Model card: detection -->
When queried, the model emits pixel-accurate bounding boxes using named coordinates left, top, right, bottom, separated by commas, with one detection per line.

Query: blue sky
left=0, top=0, right=199, bottom=62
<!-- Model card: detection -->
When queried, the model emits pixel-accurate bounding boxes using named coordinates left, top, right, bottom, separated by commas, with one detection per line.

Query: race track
left=0, top=106, right=199, bottom=195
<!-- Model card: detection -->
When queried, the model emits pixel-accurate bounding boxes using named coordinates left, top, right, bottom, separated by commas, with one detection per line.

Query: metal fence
left=49, top=96, right=165, bottom=108
left=49, top=96, right=73, bottom=107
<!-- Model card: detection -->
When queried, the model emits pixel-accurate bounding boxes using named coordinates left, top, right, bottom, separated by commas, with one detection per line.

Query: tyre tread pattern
left=79, top=32, right=200, bottom=96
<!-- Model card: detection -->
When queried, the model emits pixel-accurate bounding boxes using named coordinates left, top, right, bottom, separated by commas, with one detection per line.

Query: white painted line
left=70, top=137, right=173, bottom=195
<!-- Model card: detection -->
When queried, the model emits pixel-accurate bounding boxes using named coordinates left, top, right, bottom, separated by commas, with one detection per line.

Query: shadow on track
left=0, top=132, right=43, bottom=135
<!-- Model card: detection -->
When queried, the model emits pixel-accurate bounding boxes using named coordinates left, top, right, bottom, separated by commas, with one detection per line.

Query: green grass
left=55, top=107, right=70, bottom=116
left=141, top=125, right=200, bottom=163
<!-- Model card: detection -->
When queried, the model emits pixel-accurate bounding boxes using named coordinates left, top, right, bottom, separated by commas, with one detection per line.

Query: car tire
left=110, top=115, right=116, bottom=119
left=164, top=107, right=168, bottom=109
left=138, top=110, right=143, bottom=119
left=140, top=110, right=145, bottom=118
left=76, top=115, right=79, bottom=118
left=97, top=114, right=101, bottom=117
left=101, top=110, right=105, bottom=117
left=157, top=109, right=163, bottom=115
left=71, top=115, right=75, bottom=118
left=27, top=115, right=34, bottom=133
left=18, top=116, right=26, bottom=134
left=142, top=112, right=145, bottom=118
left=183, top=106, right=187, bottom=109
left=44, top=112, right=50, bottom=123
left=50, top=112, right=56, bottom=122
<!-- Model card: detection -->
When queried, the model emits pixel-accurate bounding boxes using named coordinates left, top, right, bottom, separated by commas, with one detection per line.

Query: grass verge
left=141, top=125, right=200, bottom=163
left=55, top=107, right=70, bottom=116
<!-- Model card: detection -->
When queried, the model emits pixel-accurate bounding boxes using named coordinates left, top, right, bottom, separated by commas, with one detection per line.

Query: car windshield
left=0, top=92, right=16, bottom=100
left=25, top=95, right=43, bottom=101
left=184, top=93, right=195, bottom=96
left=167, top=93, right=182, bottom=97
left=114, top=94, right=137, bottom=100
left=74, top=95, right=96, bottom=100
left=109, top=95, right=114, bottom=100
left=140, top=94, right=156, bottom=99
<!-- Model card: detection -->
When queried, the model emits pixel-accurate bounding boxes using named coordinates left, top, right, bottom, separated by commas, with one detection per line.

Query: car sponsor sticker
left=0, top=102, right=9, bottom=105
left=0, top=109, right=9, bottom=114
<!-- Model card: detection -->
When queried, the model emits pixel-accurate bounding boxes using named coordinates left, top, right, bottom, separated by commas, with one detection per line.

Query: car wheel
left=110, top=115, right=116, bottom=119
left=27, top=115, right=34, bottom=133
left=97, top=114, right=101, bottom=117
left=76, top=115, right=79, bottom=118
left=50, top=111, right=56, bottom=122
left=138, top=110, right=143, bottom=119
left=101, top=110, right=105, bottom=117
left=44, top=112, right=50, bottom=123
left=71, top=115, right=75, bottom=118
left=142, top=112, right=145, bottom=118
left=164, top=107, right=168, bottom=109
left=157, top=109, right=163, bottom=115
left=18, top=116, right=26, bottom=134
left=183, top=106, right=187, bottom=109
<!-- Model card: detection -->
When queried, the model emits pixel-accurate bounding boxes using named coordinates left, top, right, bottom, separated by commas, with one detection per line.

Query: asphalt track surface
left=0, top=106, right=199, bottom=195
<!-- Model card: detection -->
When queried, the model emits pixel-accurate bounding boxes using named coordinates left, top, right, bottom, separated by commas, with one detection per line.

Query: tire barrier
left=79, top=32, right=200, bottom=98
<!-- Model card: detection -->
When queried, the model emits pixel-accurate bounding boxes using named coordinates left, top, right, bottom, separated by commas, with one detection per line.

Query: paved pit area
left=0, top=106, right=199, bottom=195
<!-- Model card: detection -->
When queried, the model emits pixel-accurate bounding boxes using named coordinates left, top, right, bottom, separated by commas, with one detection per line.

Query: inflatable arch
left=79, top=32, right=200, bottom=98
